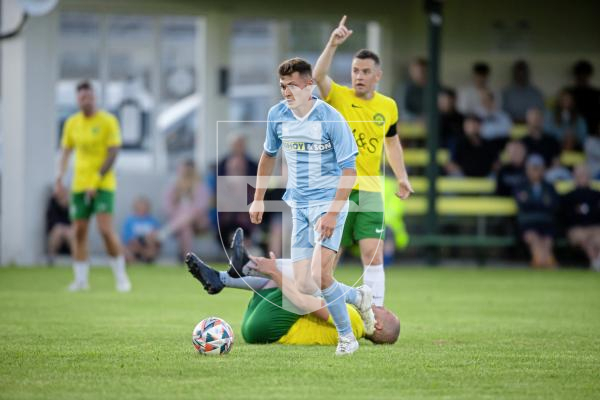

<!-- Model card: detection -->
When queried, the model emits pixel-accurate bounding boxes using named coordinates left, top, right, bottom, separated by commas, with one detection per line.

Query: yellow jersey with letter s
left=325, top=81, right=399, bottom=192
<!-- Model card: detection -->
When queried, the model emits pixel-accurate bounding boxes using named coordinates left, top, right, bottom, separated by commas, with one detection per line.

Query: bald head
left=367, top=306, right=400, bottom=344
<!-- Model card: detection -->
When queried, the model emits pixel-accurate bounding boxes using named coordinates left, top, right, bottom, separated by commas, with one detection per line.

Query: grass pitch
left=0, top=265, right=599, bottom=400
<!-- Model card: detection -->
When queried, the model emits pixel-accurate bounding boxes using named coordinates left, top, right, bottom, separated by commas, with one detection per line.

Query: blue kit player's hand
left=249, top=199, right=265, bottom=224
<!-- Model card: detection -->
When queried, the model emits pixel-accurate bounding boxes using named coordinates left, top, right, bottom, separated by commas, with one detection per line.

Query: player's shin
left=321, top=280, right=354, bottom=338
left=276, top=258, right=365, bottom=307
left=109, top=255, right=131, bottom=292
left=69, top=260, right=89, bottom=291
left=337, top=282, right=359, bottom=306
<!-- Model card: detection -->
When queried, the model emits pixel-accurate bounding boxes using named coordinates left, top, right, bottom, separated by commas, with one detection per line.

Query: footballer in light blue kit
left=249, top=58, right=376, bottom=356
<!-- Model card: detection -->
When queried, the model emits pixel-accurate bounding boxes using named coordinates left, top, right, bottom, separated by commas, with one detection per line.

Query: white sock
left=363, top=264, right=385, bottom=306
left=109, top=255, right=128, bottom=281
left=73, top=261, right=89, bottom=284
left=341, top=332, right=357, bottom=340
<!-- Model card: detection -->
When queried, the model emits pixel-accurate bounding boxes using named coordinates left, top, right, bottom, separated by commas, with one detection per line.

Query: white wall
left=1, top=2, right=58, bottom=265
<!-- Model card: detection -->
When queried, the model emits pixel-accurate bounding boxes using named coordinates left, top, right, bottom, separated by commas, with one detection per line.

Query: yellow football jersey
left=325, top=81, right=399, bottom=192
left=277, top=305, right=365, bottom=345
left=61, top=111, right=122, bottom=192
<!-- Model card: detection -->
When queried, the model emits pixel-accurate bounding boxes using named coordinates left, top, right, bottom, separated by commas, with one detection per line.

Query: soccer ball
left=192, top=317, right=234, bottom=355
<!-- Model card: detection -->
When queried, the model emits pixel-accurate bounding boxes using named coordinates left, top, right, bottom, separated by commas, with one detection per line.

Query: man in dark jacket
left=495, top=141, right=527, bottom=197
left=445, top=114, right=498, bottom=177
left=561, top=164, right=600, bottom=271
left=514, top=154, right=560, bottom=269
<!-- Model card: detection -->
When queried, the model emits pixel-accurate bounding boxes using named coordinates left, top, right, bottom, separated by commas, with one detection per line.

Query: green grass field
left=0, top=265, right=599, bottom=400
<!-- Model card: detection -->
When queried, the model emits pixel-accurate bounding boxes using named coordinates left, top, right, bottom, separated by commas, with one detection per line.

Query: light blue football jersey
left=264, top=97, right=358, bottom=207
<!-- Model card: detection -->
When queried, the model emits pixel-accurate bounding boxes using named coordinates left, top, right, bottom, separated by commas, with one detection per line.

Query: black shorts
left=519, top=223, right=556, bottom=238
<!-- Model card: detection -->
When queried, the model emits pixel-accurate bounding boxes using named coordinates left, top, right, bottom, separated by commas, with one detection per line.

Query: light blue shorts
left=290, top=201, right=349, bottom=262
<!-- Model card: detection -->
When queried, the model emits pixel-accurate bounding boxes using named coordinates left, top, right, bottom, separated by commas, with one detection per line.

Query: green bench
left=396, top=191, right=580, bottom=259
left=406, top=177, right=600, bottom=195
left=399, top=196, right=518, bottom=259
left=400, top=123, right=529, bottom=140
left=402, top=149, right=586, bottom=168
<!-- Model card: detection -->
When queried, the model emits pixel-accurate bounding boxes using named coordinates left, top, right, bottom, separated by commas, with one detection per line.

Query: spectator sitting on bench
left=567, top=60, right=600, bottom=136
left=514, top=154, right=560, bottom=269
left=445, top=114, right=498, bottom=177
left=584, top=124, right=600, bottom=180
left=458, top=61, right=493, bottom=115
left=217, top=154, right=258, bottom=247
left=398, top=57, right=427, bottom=122
left=544, top=89, right=588, bottom=151
left=501, top=60, right=545, bottom=124
left=475, top=88, right=512, bottom=146
left=438, top=87, right=464, bottom=153
left=560, top=164, right=600, bottom=271
left=159, top=159, right=212, bottom=261
left=45, top=184, right=72, bottom=265
left=218, top=134, right=258, bottom=178
left=521, top=108, right=570, bottom=183
left=121, top=196, right=161, bottom=264
left=495, top=141, right=527, bottom=197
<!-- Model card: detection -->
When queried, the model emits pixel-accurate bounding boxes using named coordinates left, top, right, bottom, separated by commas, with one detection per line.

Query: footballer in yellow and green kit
left=324, top=80, right=399, bottom=247
left=185, top=238, right=400, bottom=346
left=60, top=110, right=121, bottom=220
left=241, top=287, right=365, bottom=345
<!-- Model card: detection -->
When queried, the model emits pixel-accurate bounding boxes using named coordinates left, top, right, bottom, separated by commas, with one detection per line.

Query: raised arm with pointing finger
left=313, top=15, right=353, bottom=99
left=312, top=15, right=414, bottom=307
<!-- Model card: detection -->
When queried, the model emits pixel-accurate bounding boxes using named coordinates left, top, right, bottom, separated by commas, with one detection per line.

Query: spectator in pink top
left=159, top=159, right=211, bottom=260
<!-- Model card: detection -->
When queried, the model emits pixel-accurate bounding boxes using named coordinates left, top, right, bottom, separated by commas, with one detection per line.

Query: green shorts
left=241, top=288, right=301, bottom=344
left=70, top=190, right=115, bottom=220
left=341, top=189, right=385, bottom=247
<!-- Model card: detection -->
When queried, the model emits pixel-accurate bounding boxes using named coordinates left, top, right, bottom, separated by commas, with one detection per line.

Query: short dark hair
left=472, top=62, right=490, bottom=76
left=413, top=57, right=428, bottom=68
left=440, top=87, right=457, bottom=99
left=278, top=58, right=312, bottom=78
left=464, top=113, right=482, bottom=123
left=76, top=80, right=93, bottom=92
left=513, top=59, right=529, bottom=73
left=573, top=60, right=593, bottom=77
left=354, top=49, right=380, bottom=65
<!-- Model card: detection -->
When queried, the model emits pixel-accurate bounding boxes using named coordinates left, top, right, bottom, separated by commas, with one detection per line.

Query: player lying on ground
left=185, top=229, right=400, bottom=345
